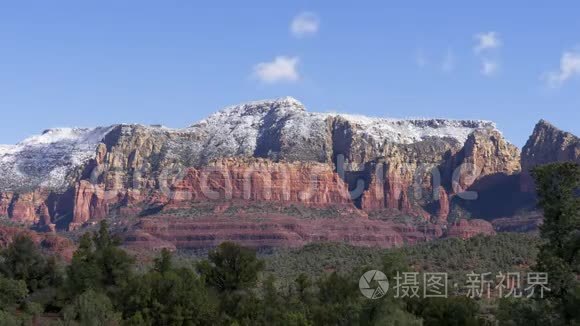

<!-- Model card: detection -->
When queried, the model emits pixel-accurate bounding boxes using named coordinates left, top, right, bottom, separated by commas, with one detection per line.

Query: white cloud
left=474, top=32, right=501, bottom=53
left=253, top=56, right=300, bottom=83
left=545, top=49, right=580, bottom=87
left=290, top=12, right=319, bottom=38
left=441, top=50, right=455, bottom=72
left=473, top=32, right=501, bottom=77
left=481, top=59, right=499, bottom=76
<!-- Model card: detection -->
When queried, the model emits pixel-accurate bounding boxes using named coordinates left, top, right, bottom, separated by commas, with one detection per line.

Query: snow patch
left=0, top=127, right=114, bottom=191
left=188, top=97, right=307, bottom=163
left=328, top=113, right=496, bottom=144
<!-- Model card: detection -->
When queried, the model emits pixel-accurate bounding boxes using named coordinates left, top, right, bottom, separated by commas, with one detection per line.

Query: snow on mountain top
left=200, top=96, right=497, bottom=145
left=175, top=97, right=501, bottom=163
left=19, top=127, right=113, bottom=146
left=223, top=96, right=305, bottom=112
left=0, top=145, right=17, bottom=155
left=191, top=96, right=495, bottom=140
left=326, top=113, right=496, bottom=144
left=192, top=96, right=305, bottom=128
left=0, top=127, right=114, bottom=191
left=181, top=97, right=307, bottom=163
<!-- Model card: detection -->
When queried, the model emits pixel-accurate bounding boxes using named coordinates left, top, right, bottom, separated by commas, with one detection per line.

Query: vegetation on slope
left=265, top=233, right=540, bottom=286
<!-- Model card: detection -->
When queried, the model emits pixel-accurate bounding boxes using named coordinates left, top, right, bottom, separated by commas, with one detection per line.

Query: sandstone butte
left=0, top=98, right=578, bottom=252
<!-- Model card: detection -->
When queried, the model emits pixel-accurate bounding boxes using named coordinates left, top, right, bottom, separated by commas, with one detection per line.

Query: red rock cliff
left=71, top=157, right=354, bottom=228
left=520, top=120, right=580, bottom=192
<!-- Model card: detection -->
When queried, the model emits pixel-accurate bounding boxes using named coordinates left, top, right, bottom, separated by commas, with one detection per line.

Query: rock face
left=359, top=138, right=462, bottom=218
left=358, top=129, right=521, bottom=220
left=167, top=159, right=352, bottom=207
left=436, top=187, right=450, bottom=222
left=520, top=120, right=580, bottom=191
left=70, top=157, right=355, bottom=228
left=492, top=213, right=543, bottom=233
left=71, top=180, right=109, bottom=228
left=455, top=129, right=521, bottom=189
left=521, top=120, right=580, bottom=170
left=0, top=190, right=57, bottom=226
left=0, top=97, right=576, bottom=249
left=446, top=219, right=495, bottom=239
left=8, top=193, right=38, bottom=223
left=0, top=192, right=13, bottom=217
left=122, top=208, right=444, bottom=251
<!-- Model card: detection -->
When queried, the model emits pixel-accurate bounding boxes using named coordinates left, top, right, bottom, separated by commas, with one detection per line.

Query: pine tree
left=532, top=162, right=580, bottom=323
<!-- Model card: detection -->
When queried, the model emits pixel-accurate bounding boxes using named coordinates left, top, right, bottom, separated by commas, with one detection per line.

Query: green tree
left=153, top=248, right=173, bottom=274
left=256, top=275, right=286, bottom=324
left=292, top=273, right=315, bottom=315
left=294, top=273, right=313, bottom=302
left=532, top=162, right=580, bottom=323
left=63, top=289, right=121, bottom=326
left=197, top=242, right=266, bottom=324
left=362, top=252, right=423, bottom=326
left=497, top=298, right=561, bottom=326
left=122, top=249, right=218, bottom=325
left=0, top=276, right=29, bottom=326
left=0, top=276, right=28, bottom=308
left=0, top=310, right=23, bottom=326
left=197, top=242, right=265, bottom=293
left=311, top=271, right=364, bottom=326
left=0, top=234, right=63, bottom=291
left=65, top=220, right=134, bottom=301
left=415, top=297, right=480, bottom=326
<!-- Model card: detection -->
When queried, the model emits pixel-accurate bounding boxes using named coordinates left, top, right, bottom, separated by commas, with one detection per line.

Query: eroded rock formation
left=122, top=212, right=444, bottom=251
left=520, top=120, right=580, bottom=191
left=0, top=98, right=577, bottom=249
left=446, top=219, right=495, bottom=239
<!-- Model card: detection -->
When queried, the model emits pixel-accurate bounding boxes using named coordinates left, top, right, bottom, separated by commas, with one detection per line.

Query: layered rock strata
left=0, top=98, right=575, bottom=248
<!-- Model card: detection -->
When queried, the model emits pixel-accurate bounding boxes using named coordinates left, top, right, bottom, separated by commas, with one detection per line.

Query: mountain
left=522, top=119, right=580, bottom=168
left=520, top=119, right=580, bottom=191
left=0, top=97, right=575, bottom=249
left=0, top=97, right=502, bottom=191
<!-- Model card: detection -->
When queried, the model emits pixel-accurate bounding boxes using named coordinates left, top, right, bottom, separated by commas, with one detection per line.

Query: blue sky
left=1, top=1, right=579, bottom=147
